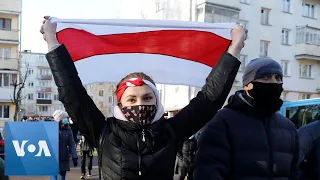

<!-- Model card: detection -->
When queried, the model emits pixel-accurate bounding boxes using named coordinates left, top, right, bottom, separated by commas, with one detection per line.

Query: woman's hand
left=40, top=16, right=60, bottom=51
left=228, top=24, right=248, bottom=59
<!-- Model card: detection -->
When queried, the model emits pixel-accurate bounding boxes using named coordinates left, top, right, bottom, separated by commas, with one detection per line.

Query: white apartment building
left=20, top=51, right=65, bottom=118
left=141, top=0, right=320, bottom=112
left=85, top=82, right=117, bottom=118
left=0, top=0, right=21, bottom=125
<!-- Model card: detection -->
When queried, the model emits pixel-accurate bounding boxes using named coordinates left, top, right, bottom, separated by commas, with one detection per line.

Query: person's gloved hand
left=73, top=158, right=78, bottom=167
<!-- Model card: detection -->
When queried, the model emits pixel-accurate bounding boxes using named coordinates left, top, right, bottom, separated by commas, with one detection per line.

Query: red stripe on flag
left=56, top=29, right=231, bottom=67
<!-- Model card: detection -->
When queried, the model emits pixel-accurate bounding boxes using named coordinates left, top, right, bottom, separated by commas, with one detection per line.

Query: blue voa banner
left=5, top=122, right=59, bottom=176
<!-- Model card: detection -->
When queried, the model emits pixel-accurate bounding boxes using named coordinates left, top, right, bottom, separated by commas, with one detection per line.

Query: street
left=9, top=156, right=180, bottom=180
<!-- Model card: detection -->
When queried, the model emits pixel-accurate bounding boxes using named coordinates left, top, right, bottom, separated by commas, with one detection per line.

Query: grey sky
left=21, top=0, right=144, bottom=53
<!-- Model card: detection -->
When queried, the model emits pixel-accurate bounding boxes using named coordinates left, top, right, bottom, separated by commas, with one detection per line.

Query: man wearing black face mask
left=194, top=58, right=299, bottom=180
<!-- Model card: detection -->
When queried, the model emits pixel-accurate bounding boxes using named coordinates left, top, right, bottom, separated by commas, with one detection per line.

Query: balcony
left=37, top=87, right=52, bottom=93
left=37, top=75, right=52, bottom=80
left=0, top=86, right=13, bottom=102
left=0, top=0, right=21, bottom=14
left=36, top=99, right=52, bottom=105
left=295, top=26, right=320, bottom=61
left=0, top=58, right=18, bottom=70
left=0, top=29, right=19, bottom=43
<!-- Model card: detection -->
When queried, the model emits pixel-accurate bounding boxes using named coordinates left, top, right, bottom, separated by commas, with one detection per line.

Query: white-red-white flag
left=51, top=18, right=233, bottom=87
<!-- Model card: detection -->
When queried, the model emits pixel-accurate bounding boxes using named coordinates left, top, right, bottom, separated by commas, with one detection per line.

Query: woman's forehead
left=123, top=85, right=154, bottom=96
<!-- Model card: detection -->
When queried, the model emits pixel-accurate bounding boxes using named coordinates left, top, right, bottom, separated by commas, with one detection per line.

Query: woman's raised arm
left=41, top=16, right=106, bottom=148
left=168, top=24, right=247, bottom=143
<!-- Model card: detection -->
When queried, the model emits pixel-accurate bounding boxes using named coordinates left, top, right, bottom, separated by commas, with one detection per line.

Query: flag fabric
left=51, top=18, right=234, bottom=87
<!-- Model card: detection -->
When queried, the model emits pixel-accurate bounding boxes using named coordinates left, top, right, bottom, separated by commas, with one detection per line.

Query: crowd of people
left=37, top=15, right=320, bottom=180
left=2, top=16, right=319, bottom=180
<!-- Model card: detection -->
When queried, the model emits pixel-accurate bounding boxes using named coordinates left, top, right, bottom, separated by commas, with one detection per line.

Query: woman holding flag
left=40, top=16, right=247, bottom=180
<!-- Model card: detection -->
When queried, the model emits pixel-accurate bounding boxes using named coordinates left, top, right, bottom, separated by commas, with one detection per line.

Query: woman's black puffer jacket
left=46, top=45, right=240, bottom=180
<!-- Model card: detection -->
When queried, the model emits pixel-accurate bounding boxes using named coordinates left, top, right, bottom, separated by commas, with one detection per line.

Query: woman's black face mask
left=248, top=82, right=284, bottom=114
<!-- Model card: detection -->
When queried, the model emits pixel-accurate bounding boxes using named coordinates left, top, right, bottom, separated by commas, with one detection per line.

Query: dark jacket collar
left=225, top=90, right=277, bottom=117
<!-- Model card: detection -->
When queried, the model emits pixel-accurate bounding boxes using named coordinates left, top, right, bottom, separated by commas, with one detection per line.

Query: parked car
left=0, top=131, right=4, bottom=160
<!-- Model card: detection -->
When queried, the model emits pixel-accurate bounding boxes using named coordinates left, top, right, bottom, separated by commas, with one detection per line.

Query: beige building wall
left=85, top=82, right=117, bottom=118
left=0, top=0, right=21, bottom=125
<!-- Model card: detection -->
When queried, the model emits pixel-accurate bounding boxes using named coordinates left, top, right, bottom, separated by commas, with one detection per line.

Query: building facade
left=144, top=0, right=320, bottom=111
left=0, top=0, right=21, bottom=126
left=20, top=51, right=65, bottom=118
left=85, top=82, right=117, bottom=118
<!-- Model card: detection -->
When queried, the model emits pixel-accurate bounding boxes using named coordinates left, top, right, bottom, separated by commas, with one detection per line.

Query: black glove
left=73, top=158, right=78, bottom=167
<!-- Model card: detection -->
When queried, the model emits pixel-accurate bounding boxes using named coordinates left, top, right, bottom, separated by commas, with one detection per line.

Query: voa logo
left=12, top=140, right=51, bottom=157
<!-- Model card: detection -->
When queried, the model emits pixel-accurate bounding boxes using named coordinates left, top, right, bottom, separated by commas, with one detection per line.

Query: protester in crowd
left=51, top=110, right=78, bottom=180
left=79, top=135, right=94, bottom=179
left=297, top=112, right=320, bottom=180
left=179, top=135, right=197, bottom=180
left=194, top=58, right=299, bottom=180
left=40, top=16, right=247, bottom=180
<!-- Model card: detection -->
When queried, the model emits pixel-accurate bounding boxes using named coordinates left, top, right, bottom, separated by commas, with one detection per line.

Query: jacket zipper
left=142, top=129, right=146, bottom=142
left=136, top=133, right=142, bottom=176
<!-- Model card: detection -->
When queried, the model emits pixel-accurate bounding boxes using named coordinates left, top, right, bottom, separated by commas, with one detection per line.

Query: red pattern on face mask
left=121, top=105, right=157, bottom=126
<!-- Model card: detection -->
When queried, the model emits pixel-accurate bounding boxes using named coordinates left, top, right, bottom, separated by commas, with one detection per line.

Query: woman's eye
left=127, top=99, right=136, bottom=103
left=143, top=96, right=152, bottom=101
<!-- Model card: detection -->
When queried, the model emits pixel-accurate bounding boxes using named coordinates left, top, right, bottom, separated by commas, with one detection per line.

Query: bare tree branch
left=12, top=60, right=30, bottom=121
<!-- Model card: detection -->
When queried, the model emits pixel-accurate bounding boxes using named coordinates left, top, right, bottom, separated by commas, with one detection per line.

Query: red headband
left=116, top=78, right=145, bottom=102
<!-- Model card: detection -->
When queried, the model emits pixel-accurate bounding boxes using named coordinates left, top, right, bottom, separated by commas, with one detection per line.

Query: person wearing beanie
left=51, top=110, right=78, bottom=180
left=194, top=58, right=299, bottom=180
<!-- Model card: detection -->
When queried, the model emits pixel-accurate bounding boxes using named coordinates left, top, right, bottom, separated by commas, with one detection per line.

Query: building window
left=205, top=5, right=239, bottom=23
left=108, top=96, right=113, bottom=103
left=37, top=93, right=51, bottom=99
left=156, top=0, right=164, bottom=12
left=0, top=48, right=11, bottom=59
left=239, top=55, right=247, bottom=71
left=39, top=69, right=51, bottom=76
left=260, top=41, right=269, bottom=57
left=299, top=64, right=312, bottom=78
left=99, top=90, right=104, bottom=96
left=305, top=28, right=319, bottom=45
left=281, top=60, right=290, bottom=76
left=282, top=29, right=290, bottom=45
left=28, top=82, right=34, bottom=87
left=282, top=0, right=291, bottom=13
left=28, top=94, right=33, bottom=100
left=261, top=8, right=270, bottom=25
left=39, top=80, right=50, bottom=87
left=38, top=55, right=46, bottom=61
left=0, top=18, right=11, bottom=30
left=240, top=0, right=249, bottom=4
left=296, top=27, right=320, bottom=45
left=281, top=92, right=288, bottom=101
left=0, top=73, right=17, bottom=87
left=302, top=3, right=315, bottom=18
left=28, top=69, right=34, bottom=75
left=239, top=20, right=248, bottom=30
left=299, top=93, right=311, bottom=100
left=38, top=106, right=48, bottom=112
left=0, top=105, right=10, bottom=118
left=54, top=94, right=59, bottom=100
